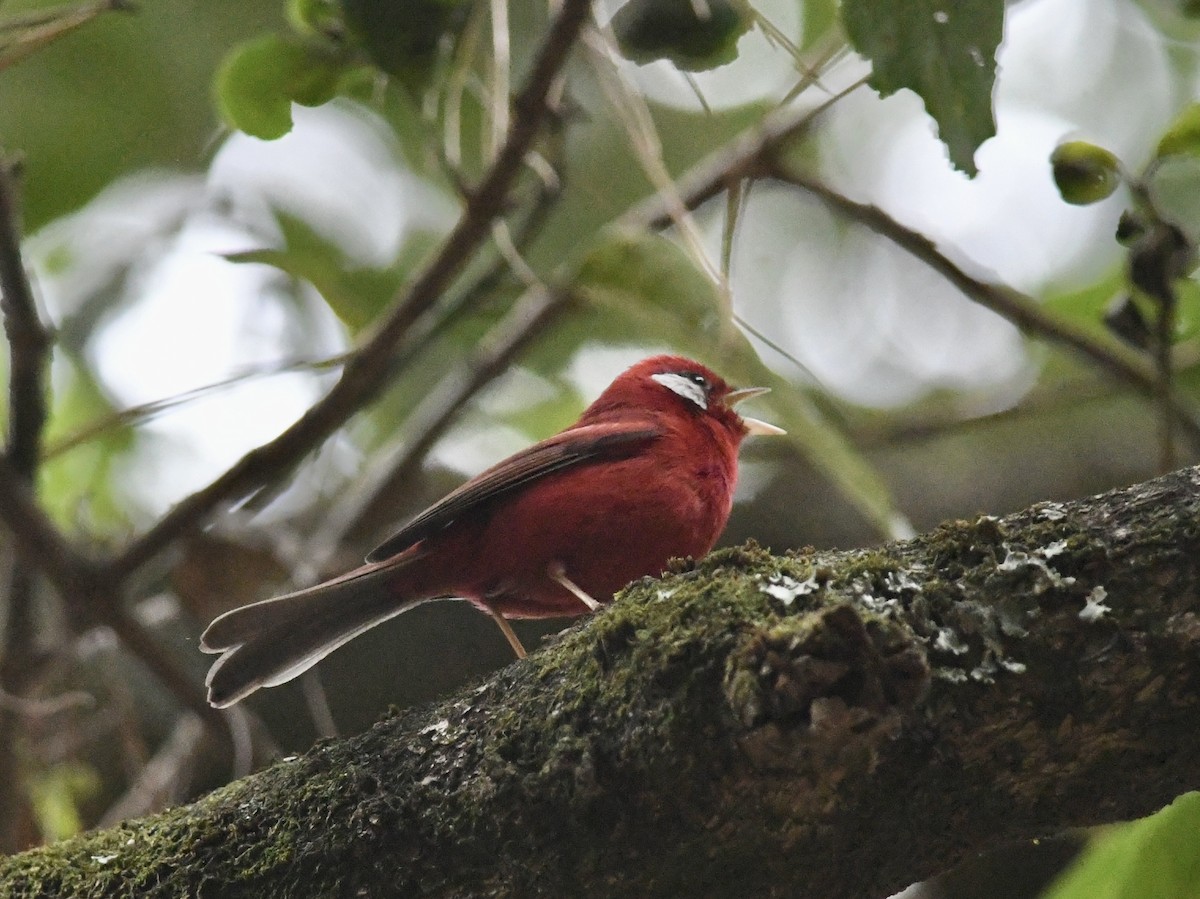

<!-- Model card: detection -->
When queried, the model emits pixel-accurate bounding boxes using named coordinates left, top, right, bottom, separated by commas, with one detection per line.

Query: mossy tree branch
left=2, top=465, right=1199, bottom=897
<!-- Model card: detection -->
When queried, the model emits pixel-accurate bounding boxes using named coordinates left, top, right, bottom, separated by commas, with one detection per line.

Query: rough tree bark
left=1, top=464, right=1198, bottom=898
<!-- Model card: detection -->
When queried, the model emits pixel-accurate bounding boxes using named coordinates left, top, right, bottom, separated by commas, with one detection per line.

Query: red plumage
left=201, top=355, right=781, bottom=707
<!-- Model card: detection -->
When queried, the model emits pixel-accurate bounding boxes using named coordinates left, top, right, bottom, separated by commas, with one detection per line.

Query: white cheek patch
left=651, top=372, right=707, bottom=410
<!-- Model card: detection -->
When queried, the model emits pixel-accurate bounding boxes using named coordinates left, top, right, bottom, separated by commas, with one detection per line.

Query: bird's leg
left=548, top=562, right=601, bottom=612
left=488, top=608, right=528, bottom=659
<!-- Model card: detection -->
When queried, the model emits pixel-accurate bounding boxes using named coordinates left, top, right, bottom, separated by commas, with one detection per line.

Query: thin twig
left=43, top=351, right=350, bottom=461
left=0, top=684, right=94, bottom=717
left=443, top=3, right=484, bottom=173
left=103, top=0, right=593, bottom=584
left=300, top=671, right=338, bottom=739
left=769, top=165, right=1200, bottom=451
left=619, top=80, right=869, bottom=231
left=488, top=0, right=510, bottom=164
left=0, top=0, right=134, bottom=73
left=618, top=92, right=1200, bottom=451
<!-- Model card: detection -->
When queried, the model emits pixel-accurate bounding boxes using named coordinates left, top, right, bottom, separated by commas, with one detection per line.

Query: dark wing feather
left=365, top=422, right=663, bottom=562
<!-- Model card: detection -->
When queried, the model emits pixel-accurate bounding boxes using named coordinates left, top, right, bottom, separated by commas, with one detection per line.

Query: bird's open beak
left=726, top=386, right=786, bottom=436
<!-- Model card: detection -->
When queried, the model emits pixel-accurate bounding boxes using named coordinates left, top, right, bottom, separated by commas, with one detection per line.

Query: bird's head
left=585, top=355, right=785, bottom=440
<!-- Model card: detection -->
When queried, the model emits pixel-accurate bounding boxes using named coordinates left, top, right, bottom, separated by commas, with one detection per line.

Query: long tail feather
left=201, top=562, right=430, bottom=708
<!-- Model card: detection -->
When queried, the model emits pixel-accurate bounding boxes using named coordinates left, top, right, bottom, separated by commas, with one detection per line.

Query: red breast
left=386, top=355, right=780, bottom=618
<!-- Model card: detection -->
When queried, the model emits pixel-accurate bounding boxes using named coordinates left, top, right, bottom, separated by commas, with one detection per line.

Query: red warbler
left=201, top=355, right=783, bottom=707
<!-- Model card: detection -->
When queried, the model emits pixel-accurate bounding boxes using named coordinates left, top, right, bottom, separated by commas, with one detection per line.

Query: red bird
left=201, top=355, right=783, bottom=707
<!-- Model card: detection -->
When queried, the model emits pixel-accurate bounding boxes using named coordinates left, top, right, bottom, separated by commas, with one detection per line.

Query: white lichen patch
left=933, top=627, right=969, bottom=655
left=970, top=658, right=997, bottom=683
left=91, top=853, right=117, bottom=865
left=997, top=545, right=1076, bottom=593
left=884, top=569, right=923, bottom=594
left=1079, top=586, right=1111, bottom=622
left=846, top=575, right=905, bottom=614
left=1040, top=539, right=1069, bottom=559
left=419, top=719, right=453, bottom=744
left=1036, top=502, right=1068, bottom=522
left=757, top=571, right=821, bottom=606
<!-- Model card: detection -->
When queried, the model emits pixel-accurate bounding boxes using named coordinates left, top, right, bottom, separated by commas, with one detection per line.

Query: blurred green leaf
left=575, top=228, right=725, bottom=333
left=216, top=34, right=347, bottom=140
left=1174, top=278, right=1200, bottom=342
left=223, top=213, right=441, bottom=331
left=40, top=355, right=137, bottom=533
left=1148, top=154, right=1200, bottom=243
left=40, top=355, right=138, bottom=530
left=1041, top=792, right=1200, bottom=899
left=798, top=0, right=838, bottom=52
left=842, top=0, right=1003, bottom=176
left=1, top=0, right=281, bottom=230
left=1156, top=102, right=1200, bottom=159
left=287, top=0, right=342, bottom=37
left=28, top=762, right=101, bottom=843
left=611, top=0, right=752, bottom=72
left=1043, top=268, right=1125, bottom=327
left=1051, top=141, right=1123, bottom=206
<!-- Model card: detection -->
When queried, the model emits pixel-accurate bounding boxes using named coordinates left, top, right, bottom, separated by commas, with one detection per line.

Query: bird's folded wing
left=365, top=421, right=663, bottom=562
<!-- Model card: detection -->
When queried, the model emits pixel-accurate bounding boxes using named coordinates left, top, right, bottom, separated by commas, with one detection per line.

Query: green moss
left=4, top=469, right=1189, bottom=897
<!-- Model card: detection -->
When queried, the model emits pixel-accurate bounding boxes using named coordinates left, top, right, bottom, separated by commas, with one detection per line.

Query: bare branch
left=103, top=0, right=593, bottom=585
left=769, top=165, right=1200, bottom=451
left=0, top=455, right=94, bottom=590
left=0, top=161, right=51, bottom=475
left=4, top=464, right=1199, bottom=895
left=0, top=456, right=224, bottom=728
left=616, top=96, right=1200, bottom=451
left=619, top=92, right=862, bottom=231
left=0, top=158, right=57, bottom=851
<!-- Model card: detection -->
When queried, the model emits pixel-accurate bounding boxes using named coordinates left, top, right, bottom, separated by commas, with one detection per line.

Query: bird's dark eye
left=681, top=372, right=710, bottom=392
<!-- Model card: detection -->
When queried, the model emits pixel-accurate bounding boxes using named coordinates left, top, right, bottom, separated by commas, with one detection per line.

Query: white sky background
left=28, top=0, right=1197, bottom=517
